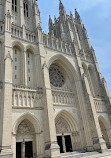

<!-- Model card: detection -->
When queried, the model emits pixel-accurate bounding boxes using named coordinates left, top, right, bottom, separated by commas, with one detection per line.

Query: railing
left=11, top=24, right=36, bottom=43
left=12, top=85, right=43, bottom=108
left=43, top=33, right=73, bottom=55
left=11, top=25, right=23, bottom=39
left=52, top=89, right=74, bottom=106
left=26, top=30, right=36, bottom=42
left=94, top=98, right=107, bottom=113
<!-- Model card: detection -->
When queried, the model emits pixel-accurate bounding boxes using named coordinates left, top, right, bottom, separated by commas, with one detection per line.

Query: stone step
left=61, top=150, right=111, bottom=158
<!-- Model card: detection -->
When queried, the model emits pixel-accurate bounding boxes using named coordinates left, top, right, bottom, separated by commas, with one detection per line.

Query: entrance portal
left=25, top=141, right=33, bottom=158
left=57, top=135, right=72, bottom=153
left=65, top=135, right=72, bottom=152
left=57, top=136, right=64, bottom=153
left=16, top=142, right=21, bottom=158
left=16, top=119, right=35, bottom=158
left=99, top=119, right=110, bottom=148
left=16, top=141, right=33, bottom=158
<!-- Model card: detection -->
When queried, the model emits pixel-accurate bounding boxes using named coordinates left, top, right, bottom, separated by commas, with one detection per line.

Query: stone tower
left=0, top=0, right=111, bottom=158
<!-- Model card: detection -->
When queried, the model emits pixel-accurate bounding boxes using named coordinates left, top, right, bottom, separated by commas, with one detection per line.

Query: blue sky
left=37, top=0, right=111, bottom=95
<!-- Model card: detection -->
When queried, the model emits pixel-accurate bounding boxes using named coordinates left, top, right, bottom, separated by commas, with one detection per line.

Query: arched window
left=12, top=0, right=17, bottom=12
left=24, top=1, right=29, bottom=17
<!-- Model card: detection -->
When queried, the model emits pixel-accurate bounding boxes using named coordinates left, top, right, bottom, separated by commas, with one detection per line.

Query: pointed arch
left=98, top=115, right=110, bottom=147
left=55, top=110, right=79, bottom=132
left=13, top=112, right=41, bottom=135
left=12, top=40, right=24, bottom=51
left=98, top=115, right=109, bottom=130
left=26, top=45, right=35, bottom=54
left=47, top=54, right=78, bottom=82
left=82, top=62, right=87, bottom=74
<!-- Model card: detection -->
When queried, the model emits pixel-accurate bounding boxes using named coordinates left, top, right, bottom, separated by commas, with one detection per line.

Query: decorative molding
left=4, top=52, right=13, bottom=62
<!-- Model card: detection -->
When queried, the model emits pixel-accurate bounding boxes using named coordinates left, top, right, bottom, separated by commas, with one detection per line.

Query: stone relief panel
left=56, top=117, right=70, bottom=134
left=17, top=119, right=35, bottom=140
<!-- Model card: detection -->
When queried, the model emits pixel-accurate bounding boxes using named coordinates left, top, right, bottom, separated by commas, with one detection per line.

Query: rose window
left=49, top=66, right=65, bottom=87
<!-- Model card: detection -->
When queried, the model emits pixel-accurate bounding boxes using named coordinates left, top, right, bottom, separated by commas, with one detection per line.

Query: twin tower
left=0, top=0, right=111, bottom=158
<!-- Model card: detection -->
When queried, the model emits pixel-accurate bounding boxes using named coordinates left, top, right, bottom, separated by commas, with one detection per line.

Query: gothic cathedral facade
left=0, top=0, right=111, bottom=158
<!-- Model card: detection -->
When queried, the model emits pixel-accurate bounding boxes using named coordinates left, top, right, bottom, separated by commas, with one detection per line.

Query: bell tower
left=1, top=0, right=41, bottom=31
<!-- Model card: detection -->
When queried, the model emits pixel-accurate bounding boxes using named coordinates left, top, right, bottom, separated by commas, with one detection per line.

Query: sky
left=37, top=0, right=111, bottom=95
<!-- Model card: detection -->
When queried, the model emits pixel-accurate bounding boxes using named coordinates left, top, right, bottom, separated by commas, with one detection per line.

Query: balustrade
left=11, top=24, right=36, bottom=43
left=12, top=85, right=43, bottom=108
left=94, top=98, right=107, bottom=113
left=52, top=89, right=74, bottom=106
left=43, top=33, right=73, bottom=55
left=11, top=25, right=23, bottom=38
left=26, top=30, right=36, bottom=42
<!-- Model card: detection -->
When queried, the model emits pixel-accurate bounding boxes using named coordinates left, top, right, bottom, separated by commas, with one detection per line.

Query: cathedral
left=0, top=0, right=111, bottom=158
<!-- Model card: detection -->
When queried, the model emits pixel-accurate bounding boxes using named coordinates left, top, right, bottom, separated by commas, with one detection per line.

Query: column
left=35, top=133, right=42, bottom=157
left=42, top=62, right=61, bottom=158
left=24, top=50, right=27, bottom=87
left=22, top=140, right=25, bottom=158
left=34, top=53, right=42, bottom=88
left=83, top=74, right=107, bottom=152
left=0, top=6, right=13, bottom=155
left=76, top=79, right=93, bottom=151
left=62, top=134, right=66, bottom=153
left=12, top=134, right=16, bottom=158
left=20, top=0, right=25, bottom=27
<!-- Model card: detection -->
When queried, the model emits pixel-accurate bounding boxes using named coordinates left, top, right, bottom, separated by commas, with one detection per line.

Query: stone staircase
left=61, top=150, right=111, bottom=158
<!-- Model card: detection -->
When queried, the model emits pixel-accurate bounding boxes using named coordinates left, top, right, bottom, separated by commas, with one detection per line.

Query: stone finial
left=49, top=15, right=53, bottom=25
left=75, top=8, right=82, bottom=24
left=59, top=0, right=66, bottom=17
left=54, top=15, right=56, bottom=22
left=70, top=11, right=73, bottom=18
left=75, top=8, right=80, bottom=19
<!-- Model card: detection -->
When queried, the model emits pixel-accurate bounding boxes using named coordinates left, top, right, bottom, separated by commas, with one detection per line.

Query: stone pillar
left=0, top=42, right=3, bottom=148
left=62, top=134, right=66, bottom=153
left=83, top=74, right=107, bottom=152
left=20, top=0, right=25, bottom=27
left=12, top=134, right=16, bottom=158
left=24, top=51, right=27, bottom=87
left=75, top=80, right=93, bottom=151
left=42, top=62, right=61, bottom=158
left=0, top=7, right=13, bottom=156
left=107, top=129, right=111, bottom=147
left=22, top=140, right=25, bottom=158
left=35, top=132, right=42, bottom=157
left=34, top=53, right=42, bottom=88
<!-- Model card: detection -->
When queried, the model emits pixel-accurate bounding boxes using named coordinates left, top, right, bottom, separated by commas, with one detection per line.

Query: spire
left=75, top=8, right=82, bottom=24
left=48, top=15, right=54, bottom=35
left=54, top=15, right=56, bottom=22
left=59, top=0, right=64, bottom=10
left=49, top=15, right=53, bottom=26
left=70, top=11, right=73, bottom=18
left=59, top=0, right=66, bottom=18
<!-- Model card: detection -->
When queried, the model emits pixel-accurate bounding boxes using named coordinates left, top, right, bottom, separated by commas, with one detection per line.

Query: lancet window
left=24, top=1, right=29, bottom=17
left=12, top=0, right=17, bottom=12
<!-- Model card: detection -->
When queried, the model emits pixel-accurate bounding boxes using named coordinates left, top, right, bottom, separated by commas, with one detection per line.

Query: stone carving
left=4, top=52, right=13, bottom=62
left=56, top=117, right=69, bottom=134
left=17, top=120, right=34, bottom=136
left=49, top=65, right=65, bottom=88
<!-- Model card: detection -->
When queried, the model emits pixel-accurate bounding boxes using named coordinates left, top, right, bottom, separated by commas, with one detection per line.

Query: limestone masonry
left=0, top=0, right=111, bottom=158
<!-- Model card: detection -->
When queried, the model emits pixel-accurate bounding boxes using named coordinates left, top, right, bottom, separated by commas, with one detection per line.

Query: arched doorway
left=99, top=117, right=110, bottom=148
left=16, top=119, right=35, bottom=158
left=55, top=111, right=81, bottom=153
left=13, top=113, right=41, bottom=158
